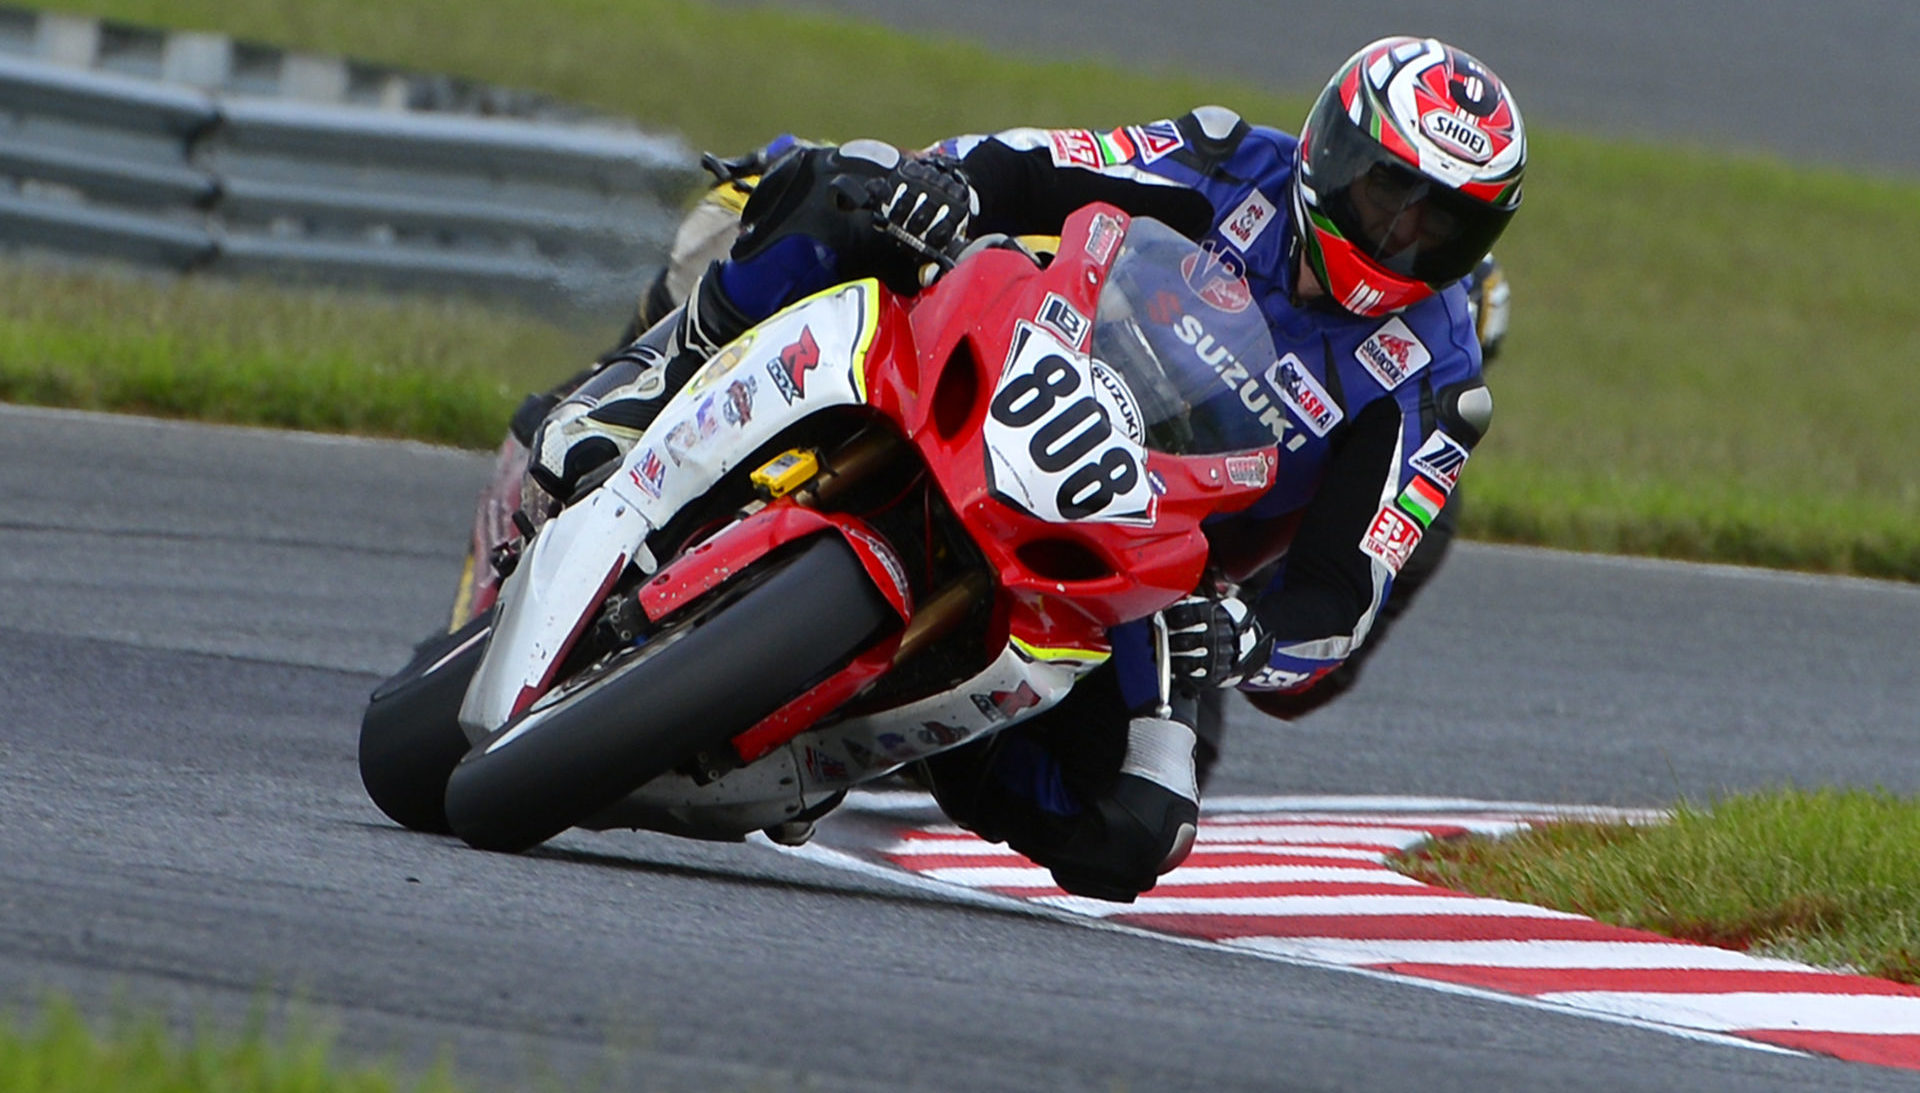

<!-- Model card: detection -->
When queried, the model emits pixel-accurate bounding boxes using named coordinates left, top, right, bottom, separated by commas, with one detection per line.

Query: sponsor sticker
left=916, top=721, right=968, bottom=748
left=1421, top=110, right=1493, bottom=164
left=1084, top=213, right=1125, bottom=264
left=985, top=322, right=1154, bottom=526
left=1048, top=128, right=1104, bottom=169
left=804, top=746, right=848, bottom=781
left=1354, top=317, right=1432, bottom=390
left=1245, top=665, right=1314, bottom=691
left=722, top=376, right=758, bottom=426
left=1181, top=244, right=1252, bottom=313
left=1409, top=430, right=1470, bottom=490
left=1133, top=119, right=1185, bottom=163
left=766, top=325, right=821, bottom=404
left=970, top=682, right=1041, bottom=722
left=845, top=525, right=912, bottom=605
left=1268, top=354, right=1343, bottom=437
left=1095, top=126, right=1137, bottom=164
left=1090, top=360, right=1146, bottom=443
left=629, top=448, right=666, bottom=499
left=1037, top=293, right=1090, bottom=348
left=1221, top=189, right=1277, bottom=251
left=1360, top=505, right=1423, bottom=574
left=1224, top=453, right=1271, bottom=489
left=694, top=395, right=722, bottom=440
left=663, top=421, right=700, bottom=466
left=1396, top=476, right=1448, bottom=528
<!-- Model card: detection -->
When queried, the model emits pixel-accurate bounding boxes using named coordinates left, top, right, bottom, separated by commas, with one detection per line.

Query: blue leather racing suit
left=931, top=107, right=1494, bottom=700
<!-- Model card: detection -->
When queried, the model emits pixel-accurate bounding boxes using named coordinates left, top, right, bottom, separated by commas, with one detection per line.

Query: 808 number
left=989, top=352, right=1143, bottom=520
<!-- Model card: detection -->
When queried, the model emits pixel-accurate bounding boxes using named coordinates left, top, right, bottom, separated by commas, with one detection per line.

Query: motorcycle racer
left=525, top=36, right=1526, bottom=899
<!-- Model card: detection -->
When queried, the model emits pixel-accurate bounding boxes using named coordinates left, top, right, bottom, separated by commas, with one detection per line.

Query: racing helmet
left=1292, top=37, right=1525, bottom=317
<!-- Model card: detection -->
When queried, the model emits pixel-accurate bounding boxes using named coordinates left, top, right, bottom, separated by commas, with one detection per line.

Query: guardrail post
left=34, top=13, right=98, bottom=67
left=160, top=32, right=233, bottom=89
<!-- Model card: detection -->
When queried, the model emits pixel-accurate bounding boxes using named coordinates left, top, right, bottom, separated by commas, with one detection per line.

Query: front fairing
left=869, top=206, right=1280, bottom=653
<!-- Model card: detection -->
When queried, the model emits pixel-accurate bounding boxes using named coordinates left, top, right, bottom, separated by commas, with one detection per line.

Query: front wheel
left=443, top=535, right=893, bottom=853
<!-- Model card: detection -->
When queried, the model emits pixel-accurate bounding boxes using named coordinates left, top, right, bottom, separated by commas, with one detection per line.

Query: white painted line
left=888, top=839, right=1392, bottom=865
left=886, top=838, right=1019, bottom=857
left=1204, top=813, right=1540, bottom=835
left=1200, top=795, right=1670, bottom=823
left=922, top=863, right=1428, bottom=890
left=848, top=789, right=1673, bottom=824
left=1188, top=843, right=1391, bottom=862
left=1037, top=893, right=1590, bottom=919
left=1535, top=992, right=1920, bottom=1035
left=1227, top=938, right=1822, bottom=971
left=1193, top=824, right=1451, bottom=848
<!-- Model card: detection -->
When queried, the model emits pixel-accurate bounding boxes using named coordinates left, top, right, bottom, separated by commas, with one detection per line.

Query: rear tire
left=444, top=535, right=892, bottom=854
left=358, top=610, right=493, bottom=834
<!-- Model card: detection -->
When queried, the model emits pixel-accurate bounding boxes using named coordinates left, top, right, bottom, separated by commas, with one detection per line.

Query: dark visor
left=1305, top=93, right=1515, bottom=285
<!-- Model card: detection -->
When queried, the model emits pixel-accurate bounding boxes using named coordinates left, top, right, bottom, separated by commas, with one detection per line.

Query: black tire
left=358, top=610, right=493, bottom=834
left=444, top=535, right=892, bottom=853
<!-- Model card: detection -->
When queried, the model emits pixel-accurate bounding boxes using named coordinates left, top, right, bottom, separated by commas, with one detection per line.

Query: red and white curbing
left=800, top=794, right=1920, bottom=1071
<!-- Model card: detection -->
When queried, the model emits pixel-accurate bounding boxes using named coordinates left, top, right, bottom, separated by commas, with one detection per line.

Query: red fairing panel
left=863, top=205, right=1272, bottom=653
left=638, top=505, right=914, bottom=626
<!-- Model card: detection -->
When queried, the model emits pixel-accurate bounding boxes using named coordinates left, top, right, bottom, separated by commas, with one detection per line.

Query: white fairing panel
left=603, top=280, right=878, bottom=520
left=794, top=643, right=1094, bottom=791
left=459, top=281, right=882, bottom=738
left=458, top=488, right=652, bottom=736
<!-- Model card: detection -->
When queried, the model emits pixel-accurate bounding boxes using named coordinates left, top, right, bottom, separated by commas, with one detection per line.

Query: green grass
left=5, top=0, right=1920, bottom=579
left=0, top=262, right=598, bottom=446
left=1398, top=790, right=1920, bottom=984
left=0, top=996, right=463, bottom=1092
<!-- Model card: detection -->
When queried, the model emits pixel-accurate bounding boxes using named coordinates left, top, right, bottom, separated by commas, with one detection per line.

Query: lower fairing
left=588, top=640, right=1101, bottom=840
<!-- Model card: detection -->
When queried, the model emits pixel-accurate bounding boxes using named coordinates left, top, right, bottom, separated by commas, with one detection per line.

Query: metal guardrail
left=0, top=9, right=706, bottom=315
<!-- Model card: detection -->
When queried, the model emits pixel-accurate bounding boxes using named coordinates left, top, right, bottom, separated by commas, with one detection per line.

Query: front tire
left=358, top=609, right=493, bottom=834
left=443, top=535, right=892, bottom=853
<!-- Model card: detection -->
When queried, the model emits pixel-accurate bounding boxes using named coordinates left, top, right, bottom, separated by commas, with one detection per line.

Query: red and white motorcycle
left=358, top=202, right=1284, bottom=855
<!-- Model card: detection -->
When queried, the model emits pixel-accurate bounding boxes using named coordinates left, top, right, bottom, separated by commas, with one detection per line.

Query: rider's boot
left=922, top=678, right=1201, bottom=902
left=524, top=265, right=757, bottom=503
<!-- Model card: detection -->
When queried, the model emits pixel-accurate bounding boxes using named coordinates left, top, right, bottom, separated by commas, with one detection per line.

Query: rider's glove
left=866, top=154, right=978, bottom=261
left=1162, top=593, right=1268, bottom=689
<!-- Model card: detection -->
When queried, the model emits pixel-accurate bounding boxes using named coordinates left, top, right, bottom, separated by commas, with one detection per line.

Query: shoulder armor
left=1179, top=106, right=1248, bottom=162
left=1192, top=105, right=1244, bottom=141
left=1436, top=382, right=1494, bottom=447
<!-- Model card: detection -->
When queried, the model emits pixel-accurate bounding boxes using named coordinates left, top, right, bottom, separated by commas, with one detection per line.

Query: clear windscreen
left=1089, top=217, right=1288, bottom=455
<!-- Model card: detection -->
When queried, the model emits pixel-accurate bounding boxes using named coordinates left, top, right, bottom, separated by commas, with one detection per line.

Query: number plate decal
left=984, top=323, right=1155, bottom=526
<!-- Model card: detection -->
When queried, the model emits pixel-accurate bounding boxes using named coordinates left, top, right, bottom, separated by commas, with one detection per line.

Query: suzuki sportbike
left=358, top=202, right=1287, bottom=857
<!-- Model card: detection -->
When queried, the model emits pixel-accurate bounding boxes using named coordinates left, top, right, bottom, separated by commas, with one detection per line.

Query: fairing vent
left=931, top=339, right=982, bottom=442
left=1015, top=539, right=1115, bottom=583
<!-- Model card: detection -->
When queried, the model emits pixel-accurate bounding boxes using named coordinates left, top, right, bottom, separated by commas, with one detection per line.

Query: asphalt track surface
left=7, top=10, right=1920, bottom=1086
left=726, top=0, right=1920, bottom=178
left=5, top=403, right=1919, bottom=1092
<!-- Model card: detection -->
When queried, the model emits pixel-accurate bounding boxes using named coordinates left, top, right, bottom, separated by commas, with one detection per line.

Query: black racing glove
left=1162, top=592, right=1269, bottom=689
left=865, top=154, right=978, bottom=263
